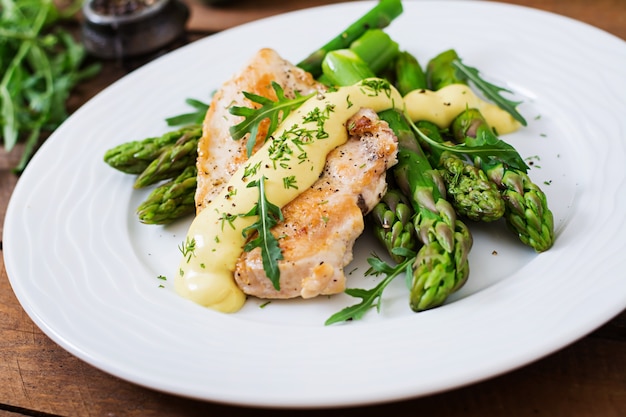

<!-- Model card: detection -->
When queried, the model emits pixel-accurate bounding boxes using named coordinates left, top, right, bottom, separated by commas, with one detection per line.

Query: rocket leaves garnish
left=241, top=176, right=284, bottom=290
left=411, top=118, right=529, bottom=173
left=1, top=0, right=101, bottom=173
left=165, top=98, right=210, bottom=127
left=229, top=82, right=316, bottom=157
left=325, top=248, right=416, bottom=325
left=451, top=59, right=527, bottom=127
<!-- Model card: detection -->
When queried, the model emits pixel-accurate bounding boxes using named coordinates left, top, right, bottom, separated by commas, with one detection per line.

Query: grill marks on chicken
left=195, top=48, right=323, bottom=213
left=234, top=108, right=398, bottom=299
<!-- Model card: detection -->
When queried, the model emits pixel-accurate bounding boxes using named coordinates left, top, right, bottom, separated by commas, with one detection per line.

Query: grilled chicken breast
left=195, top=48, right=324, bottom=212
left=234, top=108, right=398, bottom=299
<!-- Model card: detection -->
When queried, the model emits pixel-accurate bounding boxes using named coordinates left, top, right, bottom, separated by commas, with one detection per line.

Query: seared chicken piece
left=234, top=108, right=398, bottom=299
left=195, top=48, right=324, bottom=212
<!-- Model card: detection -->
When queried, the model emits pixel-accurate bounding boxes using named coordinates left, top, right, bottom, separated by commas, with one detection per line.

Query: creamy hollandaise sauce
left=404, top=84, right=520, bottom=134
left=175, top=79, right=404, bottom=312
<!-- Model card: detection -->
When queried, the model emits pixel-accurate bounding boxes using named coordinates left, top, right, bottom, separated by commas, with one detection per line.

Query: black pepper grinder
left=81, top=0, right=189, bottom=59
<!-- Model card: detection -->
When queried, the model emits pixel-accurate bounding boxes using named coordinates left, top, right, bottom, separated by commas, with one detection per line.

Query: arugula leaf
left=0, top=0, right=101, bottom=172
left=325, top=250, right=415, bottom=326
left=228, top=82, right=316, bottom=157
left=165, top=98, right=210, bottom=126
left=241, top=176, right=284, bottom=290
left=452, top=58, right=527, bottom=126
left=412, top=119, right=529, bottom=173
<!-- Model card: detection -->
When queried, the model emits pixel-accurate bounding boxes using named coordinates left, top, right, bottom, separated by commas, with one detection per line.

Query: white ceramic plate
left=4, top=0, right=626, bottom=408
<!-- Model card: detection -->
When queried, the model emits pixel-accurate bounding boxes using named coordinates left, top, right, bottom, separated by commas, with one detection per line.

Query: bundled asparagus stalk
left=103, top=96, right=209, bottom=224
left=390, top=50, right=505, bottom=222
left=422, top=46, right=553, bottom=250
left=380, top=109, right=472, bottom=311
left=321, top=40, right=472, bottom=313
left=451, top=109, right=554, bottom=252
left=103, top=124, right=201, bottom=224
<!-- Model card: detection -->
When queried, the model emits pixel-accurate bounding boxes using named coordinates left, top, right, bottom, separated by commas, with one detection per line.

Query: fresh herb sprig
left=451, top=59, right=527, bottom=126
left=178, top=237, right=197, bottom=263
left=325, top=248, right=416, bottom=325
left=228, top=82, right=316, bottom=157
left=1, top=0, right=101, bottom=172
left=241, top=176, right=284, bottom=289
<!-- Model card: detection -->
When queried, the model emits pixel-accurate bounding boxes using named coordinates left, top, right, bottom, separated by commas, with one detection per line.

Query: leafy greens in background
left=0, top=0, right=101, bottom=172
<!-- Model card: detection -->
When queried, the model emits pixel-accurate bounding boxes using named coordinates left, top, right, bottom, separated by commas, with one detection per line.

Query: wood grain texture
left=186, top=0, right=626, bottom=41
left=1, top=0, right=625, bottom=415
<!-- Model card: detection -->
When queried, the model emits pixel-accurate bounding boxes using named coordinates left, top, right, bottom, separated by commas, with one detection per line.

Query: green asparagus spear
left=393, top=50, right=427, bottom=95
left=380, top=109, right=473, bottom=311
left=320, top=27, right=401, bottom=87
left=136, top=165, right=197, bottom=225
left=416, top=120, right=505, bottom=222
left=349, top=29, right=399, bottom=76
left=321, top=49, right=376, bottom=86
left=369, top=188, right=418, bottom=263
left=451, top=108, right=554, bottom=252
left=133, top=126, right=202, bottom=188
left=426, top=49, right=460, bottom=90
left=296, top=0, right=403, bottom=77
left=104, top=125, right=200, bottom=175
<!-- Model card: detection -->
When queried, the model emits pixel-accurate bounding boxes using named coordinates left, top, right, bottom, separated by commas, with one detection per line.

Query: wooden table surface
left=1, top=1, right=625, bottom=416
